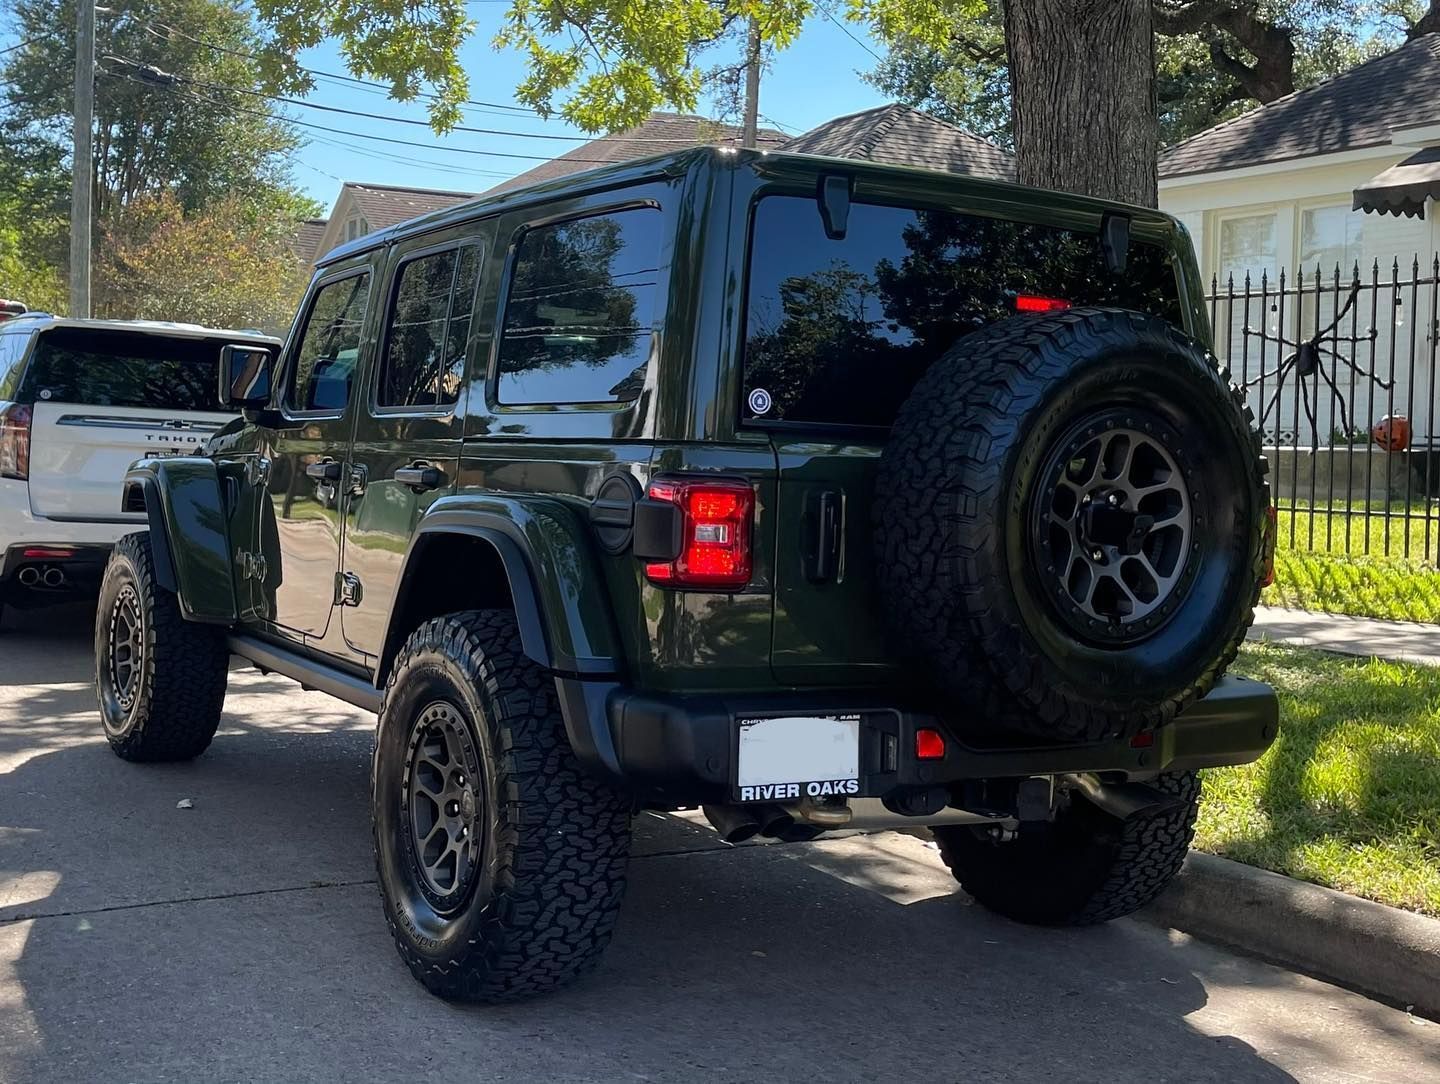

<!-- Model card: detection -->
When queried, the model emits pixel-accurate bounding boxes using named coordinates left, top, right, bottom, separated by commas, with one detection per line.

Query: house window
left=1300, top=204, right=1365, bottom=276
left=1217, top=213, right=1278, bottom=284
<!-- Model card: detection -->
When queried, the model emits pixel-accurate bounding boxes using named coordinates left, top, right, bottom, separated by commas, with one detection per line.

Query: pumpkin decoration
left=1371, top=414, right=1411, bottom=453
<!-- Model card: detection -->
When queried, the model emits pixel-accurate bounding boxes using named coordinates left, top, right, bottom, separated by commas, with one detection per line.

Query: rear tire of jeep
left=94, top=532, right=229, bottom=762
left=373, top=609, right=632, bottom=1003
left=932, top=770, right=1200, bottom=925
left=875, top=308, right=1267, bottom=742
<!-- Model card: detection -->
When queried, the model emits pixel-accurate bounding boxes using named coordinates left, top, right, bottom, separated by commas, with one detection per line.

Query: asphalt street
left=1, top=603, right=1437, bottom=1083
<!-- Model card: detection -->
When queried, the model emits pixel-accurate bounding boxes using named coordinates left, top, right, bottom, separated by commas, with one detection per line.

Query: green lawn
left=1196, top=642, right=1440, bottom=916
left=1275, top=502, right=1440, bottom=564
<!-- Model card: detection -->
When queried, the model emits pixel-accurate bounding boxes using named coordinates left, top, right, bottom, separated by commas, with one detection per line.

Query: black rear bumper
left=556, top=675, right=1278, bottom=806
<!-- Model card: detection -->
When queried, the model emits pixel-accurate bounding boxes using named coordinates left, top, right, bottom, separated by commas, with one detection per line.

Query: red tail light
left=644, top=479, right=754, bottom=589
left=1015, top=295, right=1071, bottom=313
left=1261, top=504, right=1277, bottom=588
left=915, top=728, right=946, bottom=760
left=0, top=402, right=31, bottom=480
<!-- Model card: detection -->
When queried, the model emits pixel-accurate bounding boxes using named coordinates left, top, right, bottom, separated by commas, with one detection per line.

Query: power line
left=815, top=3, right=883, bottom=63
left=0, top=37, right=38, bottom=55
left=99, top=69, right=630, bottom=166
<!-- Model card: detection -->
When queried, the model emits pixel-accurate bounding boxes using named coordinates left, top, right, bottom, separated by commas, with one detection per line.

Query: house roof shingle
left=292, top=217, right=329, bottom=261
left=484, top=113, right=787, bottom=196
left=345, top=182, right=476, bottom=229
left=781, top=104, right=1015, bottom=181
left=1160, top=33, right=1440, bottom=180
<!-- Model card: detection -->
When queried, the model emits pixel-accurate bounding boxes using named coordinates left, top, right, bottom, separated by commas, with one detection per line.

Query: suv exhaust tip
left=41, top=567, right=65, bottom=588
left=17, top=566, right=39, bottom=587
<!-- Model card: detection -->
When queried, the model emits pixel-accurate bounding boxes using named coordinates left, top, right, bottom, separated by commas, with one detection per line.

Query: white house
left=1158, top=32, right=1440, bottom=447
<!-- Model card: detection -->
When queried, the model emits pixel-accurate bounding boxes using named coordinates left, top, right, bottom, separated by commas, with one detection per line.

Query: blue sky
left=283, top=5, right=893, bottom=210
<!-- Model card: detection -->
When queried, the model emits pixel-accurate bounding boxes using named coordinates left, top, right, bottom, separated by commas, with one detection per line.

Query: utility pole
left=741, top=17, right=760, bottom=149
left=70, top=0, right=96, bottom=318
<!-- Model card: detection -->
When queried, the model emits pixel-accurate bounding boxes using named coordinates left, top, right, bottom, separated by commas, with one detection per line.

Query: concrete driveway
left=1, top=604, right=1436, bottom=1083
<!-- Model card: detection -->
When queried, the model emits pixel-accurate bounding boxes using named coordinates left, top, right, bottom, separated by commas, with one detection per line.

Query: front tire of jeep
left=932, top=771, right=1200, bottom=925
left=373, top=609, right=632, bottom=1003
left=95, top=532, right=229, bottom=761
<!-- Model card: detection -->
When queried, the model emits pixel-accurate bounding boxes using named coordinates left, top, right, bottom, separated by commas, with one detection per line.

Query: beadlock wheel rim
left=401, top=701, right=484, bottom=911
left=1031, top=411, right=1198, bottom=644
left=107, top=584, right=144, bottom=713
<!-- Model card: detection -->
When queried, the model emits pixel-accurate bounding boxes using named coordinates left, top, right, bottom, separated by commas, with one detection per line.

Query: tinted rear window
left=743, top=196, right=1183, bottom=428
left=21, top=328, right=222, bottom=412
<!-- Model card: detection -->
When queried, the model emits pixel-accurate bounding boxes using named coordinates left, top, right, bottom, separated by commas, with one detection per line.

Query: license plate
left=734, top=715, right=860, bottom=803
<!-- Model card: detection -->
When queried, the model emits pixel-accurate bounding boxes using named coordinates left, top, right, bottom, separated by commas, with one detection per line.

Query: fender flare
left=122, top=459, right=236, bottom=624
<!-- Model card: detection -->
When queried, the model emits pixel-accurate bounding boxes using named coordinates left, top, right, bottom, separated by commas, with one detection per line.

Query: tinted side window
left=742, top=197, right=1182, bottom=428
left=496, top=206, right=662, bottom=405
left=0, top=331, right=29, bottom=399
left=288, top=273, right=371, bottom=413
left=378, top=245, right=479, bottom=410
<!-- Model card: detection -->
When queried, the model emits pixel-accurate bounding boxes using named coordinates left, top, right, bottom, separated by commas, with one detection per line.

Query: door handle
left=305, top=459, right=342, bottom=483
left=394, top=464, right=444, bottom=492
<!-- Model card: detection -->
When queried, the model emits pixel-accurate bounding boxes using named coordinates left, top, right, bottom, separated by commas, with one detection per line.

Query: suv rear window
left=20, top=327, right=221, bottom=411
left=742, top=196, right=1183, bottom=429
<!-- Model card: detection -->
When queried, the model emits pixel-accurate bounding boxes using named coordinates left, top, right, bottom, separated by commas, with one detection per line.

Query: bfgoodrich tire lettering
left=933, top=771, right=1201, bottom=925
left=373, top=609, right=631, bottom=1003
left=875, top=308, right=1268, bottom=742
left=94, top=532, right=228, bottom=761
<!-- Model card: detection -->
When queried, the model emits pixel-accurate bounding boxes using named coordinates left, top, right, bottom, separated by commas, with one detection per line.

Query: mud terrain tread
left=933, top=771, right=1201, bottom=925
left=96, top=532, right=228, bottom=762
left=377, top=610, right=631, bottom=1002
left=875, top=308, right=1267, bottom=741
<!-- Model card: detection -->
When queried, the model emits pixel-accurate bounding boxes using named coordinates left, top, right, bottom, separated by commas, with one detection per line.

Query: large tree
left=1, top=0, right=311, bottom=226
left=869, top=1, right=1404, bottom=147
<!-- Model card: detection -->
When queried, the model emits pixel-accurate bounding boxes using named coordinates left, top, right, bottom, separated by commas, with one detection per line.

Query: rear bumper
left=556, top=675, right=1279, bottom=806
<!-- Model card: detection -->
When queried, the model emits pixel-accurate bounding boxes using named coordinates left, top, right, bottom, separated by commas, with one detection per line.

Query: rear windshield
left=0, top=330, right=29, bottom=399
left=19, top=327, right=221, bottom=412
left=742, top=196, right=1184, bottom=429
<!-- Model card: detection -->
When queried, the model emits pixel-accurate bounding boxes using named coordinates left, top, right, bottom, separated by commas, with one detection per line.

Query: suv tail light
left=0, top=402, right=31, bottom=480
left=643, top=479, right=754, bottom=589
left=1260, top=504, right=1277, bottom=588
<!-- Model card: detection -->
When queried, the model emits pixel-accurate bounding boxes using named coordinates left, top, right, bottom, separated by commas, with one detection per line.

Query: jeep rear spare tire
left=876, top=308, right=1267, bottom=742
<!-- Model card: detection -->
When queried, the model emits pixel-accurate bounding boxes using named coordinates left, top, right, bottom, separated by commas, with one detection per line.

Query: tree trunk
left=1003, top=0, right=1157, bottom=207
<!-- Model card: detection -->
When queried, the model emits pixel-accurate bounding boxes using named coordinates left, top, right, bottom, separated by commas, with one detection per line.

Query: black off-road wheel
left=94, top=532, right=229, bottom=761
left=933, top=771, right=1200, bottom=925
left=374, top=609, right=632, bottom=1003
left=876, top=308, right=1268, bottom=742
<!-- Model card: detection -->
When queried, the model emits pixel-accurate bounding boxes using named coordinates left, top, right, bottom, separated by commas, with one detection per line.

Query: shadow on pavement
left=0, top=604, right=1322, bottom=1081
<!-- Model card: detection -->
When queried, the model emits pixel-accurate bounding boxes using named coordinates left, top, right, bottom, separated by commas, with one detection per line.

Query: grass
left=1195, top=642, right=1440, bottom=916
left=1262, top=502, right=1440, bottom=623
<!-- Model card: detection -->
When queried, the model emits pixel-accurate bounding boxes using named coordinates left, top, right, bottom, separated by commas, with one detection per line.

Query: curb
left=1140, top=851, right=1440, bottom=1017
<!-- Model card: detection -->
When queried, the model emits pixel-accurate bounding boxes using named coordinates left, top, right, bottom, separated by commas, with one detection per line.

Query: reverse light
left=915, top=728, right=946, bottom=760
left=1261, top=504, right=1277, bottom=588
left=644, top=479, right=754, bottom=589
left=1015, top=295, right=1072, bottom=314
left=0, top=402, right=31, bottom=480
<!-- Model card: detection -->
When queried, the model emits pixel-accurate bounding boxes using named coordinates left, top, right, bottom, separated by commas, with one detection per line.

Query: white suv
left=0, top=315, right=279, bottom=626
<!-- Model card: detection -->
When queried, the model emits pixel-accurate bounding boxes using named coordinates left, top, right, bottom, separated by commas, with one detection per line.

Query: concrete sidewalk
left=1249, top=605, right=1440, bottom=666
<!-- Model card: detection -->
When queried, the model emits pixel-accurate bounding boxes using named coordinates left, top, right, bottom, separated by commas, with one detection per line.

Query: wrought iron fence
left=1208, top=256, right=1440, bottom=565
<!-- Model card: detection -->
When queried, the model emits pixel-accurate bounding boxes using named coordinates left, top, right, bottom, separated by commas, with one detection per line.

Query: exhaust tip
left=41, top=567, right=64, bottom=588
left=17, top=567, right=39, bottom=587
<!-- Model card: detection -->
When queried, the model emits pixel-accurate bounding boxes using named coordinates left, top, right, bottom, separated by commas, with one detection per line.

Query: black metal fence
left=1208, top=256, right=1440, bottom=564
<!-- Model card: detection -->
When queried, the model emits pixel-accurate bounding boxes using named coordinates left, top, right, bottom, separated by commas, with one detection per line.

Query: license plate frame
left=733, top=714, right=861, bottom=803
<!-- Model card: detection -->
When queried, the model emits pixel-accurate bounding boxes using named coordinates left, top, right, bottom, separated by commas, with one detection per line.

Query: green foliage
left=1265, top=551, right=1440, bottom=624
left=1199, top=643, right=1440, bottom=916
left=2, top=0, right=306, bottom=221
left=96, top=192, right=309, bottom=334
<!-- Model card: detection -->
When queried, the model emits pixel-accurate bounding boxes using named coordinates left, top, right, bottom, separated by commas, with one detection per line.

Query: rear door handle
left=394, top=464, right=444, bottom=492
left=305, top=459, right=342, bottom=482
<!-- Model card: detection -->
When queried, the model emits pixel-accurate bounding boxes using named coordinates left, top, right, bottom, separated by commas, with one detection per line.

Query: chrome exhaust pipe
left=784, top=798, right=1016, bottom=832
left=17, top=567, right=39, bottom=587
left=702, top=803, right=763, bottom=844
left=41, top=567, right=64, bottom=588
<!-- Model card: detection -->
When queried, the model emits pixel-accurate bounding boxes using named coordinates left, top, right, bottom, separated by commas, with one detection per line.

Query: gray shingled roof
left=782, top=104, right=1015, bottom=180
left=1160, top=33, right=1440, bottom=179
left=292, top=218, right=328, bottom=261
left=484, top=113, right=787, bottom=196
left=346, top=183, right=476, bottom=229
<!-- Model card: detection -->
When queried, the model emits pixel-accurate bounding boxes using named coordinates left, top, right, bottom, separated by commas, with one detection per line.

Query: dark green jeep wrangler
left=94, top=147, right=1276, bottom=1002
